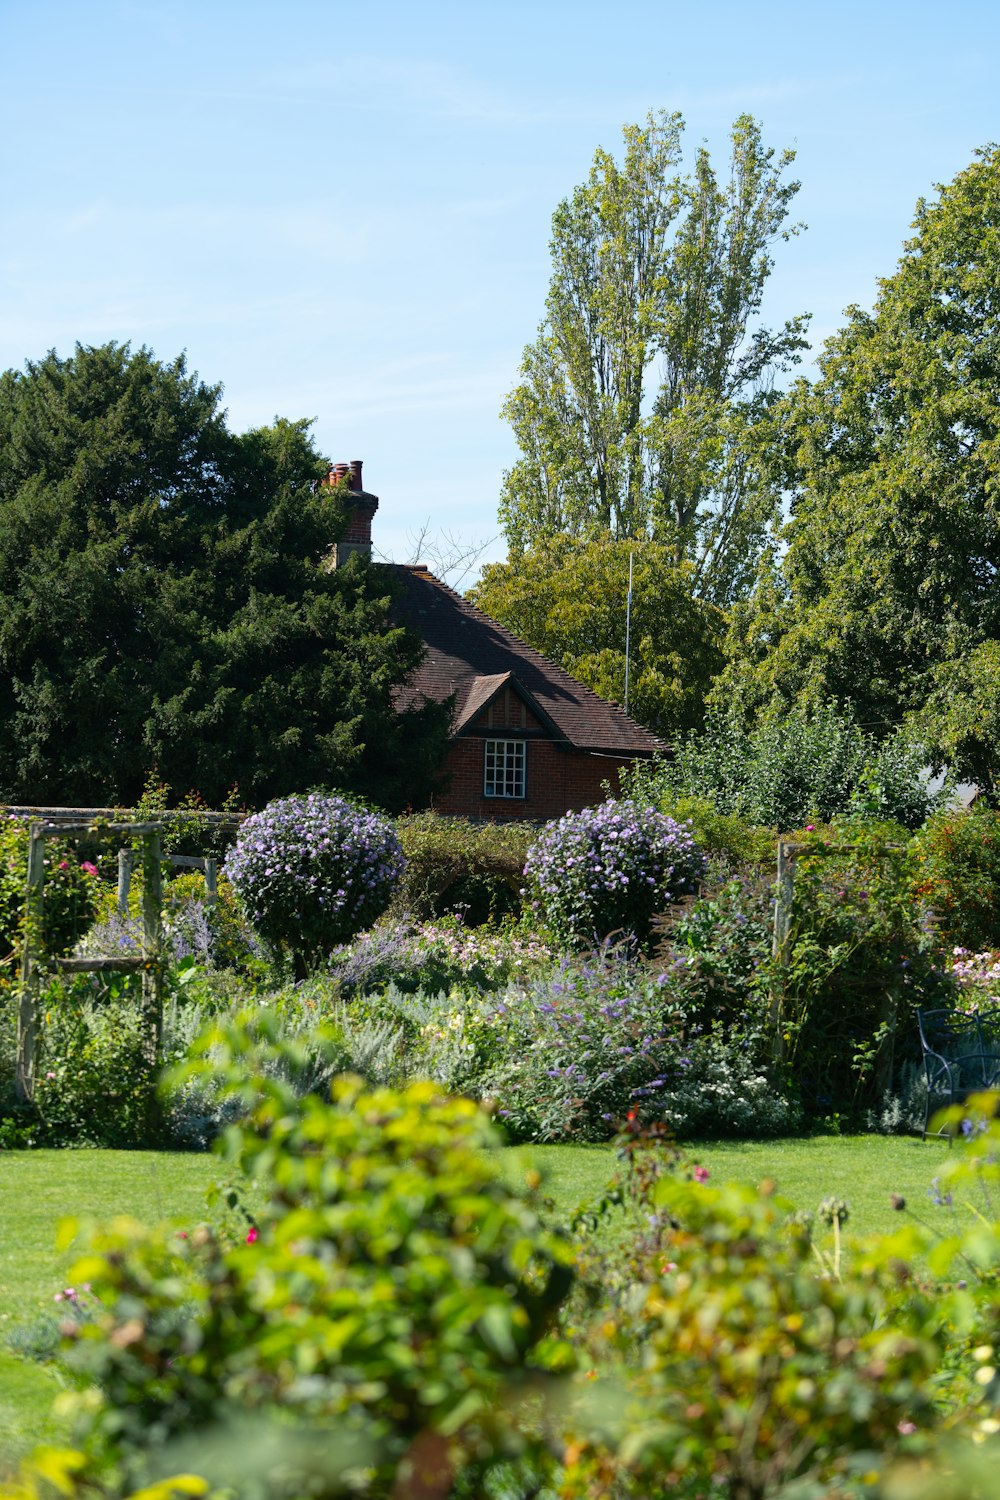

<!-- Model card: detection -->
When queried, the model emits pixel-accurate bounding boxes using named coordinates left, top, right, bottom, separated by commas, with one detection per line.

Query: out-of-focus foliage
left=57, top=1043, right=575, bottom=1497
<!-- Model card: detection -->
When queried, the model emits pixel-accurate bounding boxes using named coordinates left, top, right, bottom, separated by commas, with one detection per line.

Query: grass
left=0, top=1150, right=219, bottom=1469
left=0, top=1133, right=958, bottom=1470
left=506, top=1133, right=953, bottom=1239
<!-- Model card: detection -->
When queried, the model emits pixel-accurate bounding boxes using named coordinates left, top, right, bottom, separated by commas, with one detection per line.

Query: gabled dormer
left=454, top=670, right=566, bottom=741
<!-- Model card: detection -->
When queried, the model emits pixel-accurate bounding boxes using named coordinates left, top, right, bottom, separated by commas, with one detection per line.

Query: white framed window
left=484, top=738, right=526, bottom=799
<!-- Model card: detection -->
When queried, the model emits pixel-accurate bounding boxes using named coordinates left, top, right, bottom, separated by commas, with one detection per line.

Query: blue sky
left=2, top=0, right=997, bottom=574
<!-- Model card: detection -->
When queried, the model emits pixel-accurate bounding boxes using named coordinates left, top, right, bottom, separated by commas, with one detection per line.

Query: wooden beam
left=140, top=831, right=164, bottom=1069
left=15, top=827, right=46, bottom=1103
left=53, top=957, right=148, bottom=973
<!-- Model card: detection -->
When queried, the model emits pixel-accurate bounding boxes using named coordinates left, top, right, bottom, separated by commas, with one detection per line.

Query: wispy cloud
left=141, top=50, right=613, bottom=130
left=247, top=353, right=512, bottom=427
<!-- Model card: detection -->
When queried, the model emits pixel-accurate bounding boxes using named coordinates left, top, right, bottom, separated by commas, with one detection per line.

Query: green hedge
left=392, top=812, right=535, bottom=924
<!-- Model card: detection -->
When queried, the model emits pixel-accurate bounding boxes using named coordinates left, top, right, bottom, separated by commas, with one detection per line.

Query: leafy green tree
left=0, top=342, right=449, bottom=810
left=722, top=147, right=1000, bottom=789
left=469, top=535, right=724, bottom=736
left=499, top=112, right=807, bottom=605
left=916, top=641, right=1000, bottom=797
left=627, top=701, right=941, bottom=831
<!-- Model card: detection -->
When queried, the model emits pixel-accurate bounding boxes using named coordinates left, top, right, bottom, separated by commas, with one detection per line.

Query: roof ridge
left=399, top=564, right=663, bottom=746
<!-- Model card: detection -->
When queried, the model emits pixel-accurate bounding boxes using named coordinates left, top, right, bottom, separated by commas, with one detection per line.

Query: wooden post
left=770, top=840, right=796, bottom=1065
left=15, top=825, right=46, bottom=1103
left=117, top=848, right=133, bottom=914
left=205, top=857, right=217, bottom=905
left=140, top=831, right=164, bottom=1068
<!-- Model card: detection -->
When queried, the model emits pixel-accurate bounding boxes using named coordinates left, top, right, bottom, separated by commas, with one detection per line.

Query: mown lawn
left=0, top=1134, right=955, bottom=1470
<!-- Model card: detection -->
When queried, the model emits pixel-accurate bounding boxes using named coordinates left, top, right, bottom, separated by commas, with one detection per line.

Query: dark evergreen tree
left=0, top=342, right=449, bottom=810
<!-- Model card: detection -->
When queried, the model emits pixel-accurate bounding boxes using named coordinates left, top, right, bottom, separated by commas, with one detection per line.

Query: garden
left=5, top=744, right=1000, bottom=1496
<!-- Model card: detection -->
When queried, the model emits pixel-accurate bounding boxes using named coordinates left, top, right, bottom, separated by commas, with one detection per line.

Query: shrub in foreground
left=33, top=1092, right=1000, bottom=1500
left=57, top=1052, right=575, bottom=1497
left=524, top=798, right=705, bottom=948
left=569, top=1123, right=953, bottom=1500
left=225, top=793, right=404, bottom=972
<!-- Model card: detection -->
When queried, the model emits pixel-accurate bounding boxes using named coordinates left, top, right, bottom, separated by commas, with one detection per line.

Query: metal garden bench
left=916, top=1007, right=1000, bottom=1138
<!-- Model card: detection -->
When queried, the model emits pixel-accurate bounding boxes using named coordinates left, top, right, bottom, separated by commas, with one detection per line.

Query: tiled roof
left=389, top=565, right=664, bottom=757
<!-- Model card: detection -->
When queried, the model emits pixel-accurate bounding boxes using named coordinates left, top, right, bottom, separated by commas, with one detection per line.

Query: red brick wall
left=342, top=500, right=378, bottom=544
left=431, top=736, right=640, bottom=822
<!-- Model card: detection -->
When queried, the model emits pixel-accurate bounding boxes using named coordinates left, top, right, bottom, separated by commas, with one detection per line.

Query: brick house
left=330, top=463, right=664, bottom=821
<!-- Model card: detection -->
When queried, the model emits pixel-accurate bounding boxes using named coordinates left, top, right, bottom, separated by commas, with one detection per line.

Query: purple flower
left=225, top=794, right=405, bottom=963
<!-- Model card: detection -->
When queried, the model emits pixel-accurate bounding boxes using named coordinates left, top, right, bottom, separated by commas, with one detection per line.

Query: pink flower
left=804, top=824, right=815, bottom=832
left=246, top=1226, right=259, bottom=1244
left=80, top=861, right=99, bottom=877
left=692, top=1165, right=710, bottom=1183
left=897, top=1420, right=917, bottom=1435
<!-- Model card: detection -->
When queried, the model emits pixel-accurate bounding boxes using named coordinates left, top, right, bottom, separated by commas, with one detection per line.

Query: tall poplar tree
left=499, top=112, right=808, bottom=605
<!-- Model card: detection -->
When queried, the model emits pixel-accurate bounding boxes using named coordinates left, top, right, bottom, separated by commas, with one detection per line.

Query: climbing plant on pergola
left=16, top=818, right=165, bottom=1104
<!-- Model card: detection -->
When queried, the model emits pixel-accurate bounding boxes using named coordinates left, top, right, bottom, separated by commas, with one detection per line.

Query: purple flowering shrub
left=430, top=947, right=797, bottom=1142
left=524, top=799, right=706, bottom=948
left=80, top=872, right=262, bottom=973
left=328, top=916, right=553, bottom=998
left=466, top=950, right=684, bottom=1141
left=225, top=794, right=405, bottom=969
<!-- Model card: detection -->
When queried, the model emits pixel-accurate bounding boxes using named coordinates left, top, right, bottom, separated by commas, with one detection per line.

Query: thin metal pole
left=624, top=551, right=634, bottom=715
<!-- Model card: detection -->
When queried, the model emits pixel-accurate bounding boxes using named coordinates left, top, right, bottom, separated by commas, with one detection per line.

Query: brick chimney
left=326, top=459, right=379, bottom=566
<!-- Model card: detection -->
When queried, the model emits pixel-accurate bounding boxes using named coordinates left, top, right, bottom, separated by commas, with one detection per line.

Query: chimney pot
left=331, top=459, right=378, bottom=567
